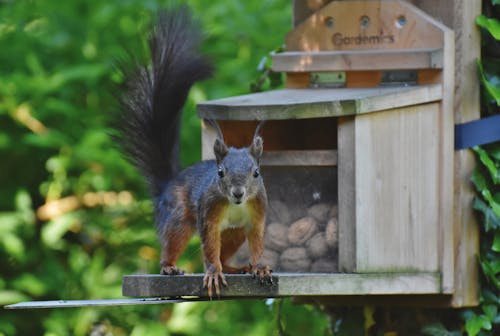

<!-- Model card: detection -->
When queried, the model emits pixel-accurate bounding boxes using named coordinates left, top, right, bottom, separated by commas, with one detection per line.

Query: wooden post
left=409, top=0, right=481, bottom=308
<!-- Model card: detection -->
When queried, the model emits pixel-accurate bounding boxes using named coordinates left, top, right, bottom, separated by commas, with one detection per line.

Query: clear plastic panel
left=231, top=166, right=338, bottom=273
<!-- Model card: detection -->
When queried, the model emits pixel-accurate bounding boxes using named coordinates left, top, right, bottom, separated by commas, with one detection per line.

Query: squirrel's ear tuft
left=250, top=136, right=263, bottom=162
left=214, top=138, right=229, bottom=164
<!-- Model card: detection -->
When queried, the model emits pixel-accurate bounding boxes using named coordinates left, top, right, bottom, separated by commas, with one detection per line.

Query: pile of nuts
left=232, top=201, right=338, bottom=273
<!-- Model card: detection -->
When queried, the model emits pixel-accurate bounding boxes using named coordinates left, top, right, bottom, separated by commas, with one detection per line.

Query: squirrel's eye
left=217, top=167, right=225, bottom=178
left=253, top=168, right=260, bottom=178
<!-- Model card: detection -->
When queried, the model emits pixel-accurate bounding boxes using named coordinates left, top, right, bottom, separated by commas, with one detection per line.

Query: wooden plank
left=261, top=150, right=337, bottom=166
left=272, top=48, right=443, bottom=72
left=449, top=0, right=481, bottom=308
left=122, top=272, right=442, bottom=298
left=197, top=85, right=442, bottom=120
left=338, top=117, right=356, bottom=272
left=4, top=298, right=187, bottom=309
left=286, top=1, right=444, bottom=52
left=123, top=274, right=279, bottom=298
left=201, top=119, right=217, bottom=161
left=438, top=27, right=456, bottom=296
left=354, top=103, right=441, bottom=273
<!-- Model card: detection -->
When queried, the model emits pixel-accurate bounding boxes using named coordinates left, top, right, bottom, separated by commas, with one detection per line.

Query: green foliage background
left=3, top=0, right=500, bottom=335
left=0, top=0, right=332, bottom=335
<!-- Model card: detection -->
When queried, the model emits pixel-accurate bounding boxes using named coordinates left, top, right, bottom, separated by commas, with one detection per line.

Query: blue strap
left=455, top=114, right=500, bottom=150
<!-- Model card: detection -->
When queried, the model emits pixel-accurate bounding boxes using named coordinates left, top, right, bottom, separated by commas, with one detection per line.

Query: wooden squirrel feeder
left=122, top=0, right=479, bottom=308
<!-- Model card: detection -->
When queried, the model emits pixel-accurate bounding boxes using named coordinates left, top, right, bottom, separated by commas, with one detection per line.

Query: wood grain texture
left=438, top=27, right=455, bottom=296
left=122, top=272, right=442, bottom=297
left=272, top=48, right=443, bottom=72
left=201, top=119, right=217, bottom=161
left=261, top=150, right=337, bottom=166
left=286, top=1, right=443, bottom=52
left=197, top=85, right=442, bottom=120
left=354, top=103, right=441, bottom=273
left=338, top=117, right=356, bottom=272
left=451, top=0, right=481, bottom=308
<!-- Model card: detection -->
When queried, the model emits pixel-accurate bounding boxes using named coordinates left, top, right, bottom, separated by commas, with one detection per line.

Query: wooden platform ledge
left=123, top=272, right=442, bottom=298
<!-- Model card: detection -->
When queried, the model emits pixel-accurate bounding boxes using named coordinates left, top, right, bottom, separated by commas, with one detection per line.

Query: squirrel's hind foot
left=160, top=264, right=185, bottom=275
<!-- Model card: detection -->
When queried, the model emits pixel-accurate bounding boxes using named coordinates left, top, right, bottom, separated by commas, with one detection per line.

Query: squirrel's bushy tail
left=117, top=6, right=213, bottom=197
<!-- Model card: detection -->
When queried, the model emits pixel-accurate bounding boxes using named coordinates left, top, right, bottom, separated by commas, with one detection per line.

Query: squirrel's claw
left=160, top=264, right=185, bottom=275
left=251, top=264, right=273, bottom=285
left=203, top=269, right=227, bottom=298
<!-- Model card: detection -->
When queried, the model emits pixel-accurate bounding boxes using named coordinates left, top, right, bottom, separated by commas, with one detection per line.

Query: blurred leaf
left=421, top=323, right=462, bottom=336
left=485, top=143, right=500, bottom=161
left=475, top=146, right=500, bottom=184
left=12, top=274, right=47, bottom=297
left=482, top=289, right=500, bottom=304
left=483, top=304, right=498, bottom=320
left=473, top=197, right=500, bottom=231
left=0, top=290, right=30, bottom=305
left=465, top=313, right=492, bottom=336
left=0, top=233, right=25, bottom=259
left=493, top=231, right=500, bottom=251
left=477, top=59, right=500, bottom=105
left=41, top=214, right=76, bottom=247
left=477, top=15, right=500, bottom=40
left=480, top=257, right=500, bottom=290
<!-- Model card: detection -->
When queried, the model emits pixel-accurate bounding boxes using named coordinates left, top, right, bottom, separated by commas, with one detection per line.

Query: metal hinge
left=380, top=70, right=418, bottom=87
left=310, top=72, right=346, bottom=88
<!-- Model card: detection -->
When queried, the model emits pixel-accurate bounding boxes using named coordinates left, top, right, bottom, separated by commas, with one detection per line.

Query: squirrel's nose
left=231, top=187, right=245, bottom=200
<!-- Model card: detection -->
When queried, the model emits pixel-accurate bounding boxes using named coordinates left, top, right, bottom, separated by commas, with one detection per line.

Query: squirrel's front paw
left=251, top=264, right=273, bottom=285
left=203, top=265, right=227, bottom=298
left=160, top=264, right=185, bottom=275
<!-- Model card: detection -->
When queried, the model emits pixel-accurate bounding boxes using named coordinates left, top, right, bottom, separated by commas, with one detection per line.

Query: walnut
left=280, top=247, right=310, bottom=272
left=307, top=203, right=331, bottom=224
left=288, top=217, right=318, bottom=246
left=262, top=249, right=280, bottom=269
left=325, top=217, right=338, bottom=248
left=265, top=222, right=289, bottom=252
left=329, top=204, right=338, bottom=218
left=311, top=258, right=338, bottom=272
left=306, top=232, right=329, bottom=259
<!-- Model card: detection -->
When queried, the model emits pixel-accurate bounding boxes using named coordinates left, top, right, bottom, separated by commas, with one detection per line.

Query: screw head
left=325, top=16, right=334, bottom=28
left=396, top=15, right=407, bottom=28
left=360, top=15, right=370, bottom=29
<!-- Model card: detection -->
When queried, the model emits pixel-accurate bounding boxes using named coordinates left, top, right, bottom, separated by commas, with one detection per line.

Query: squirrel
left=115, top=6, right=271, bottom=298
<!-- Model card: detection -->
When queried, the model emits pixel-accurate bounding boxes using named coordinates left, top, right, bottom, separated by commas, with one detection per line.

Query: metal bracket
left=310, top=72, right=346, bottom=88
left=380, top=70, right=418, bottom=87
